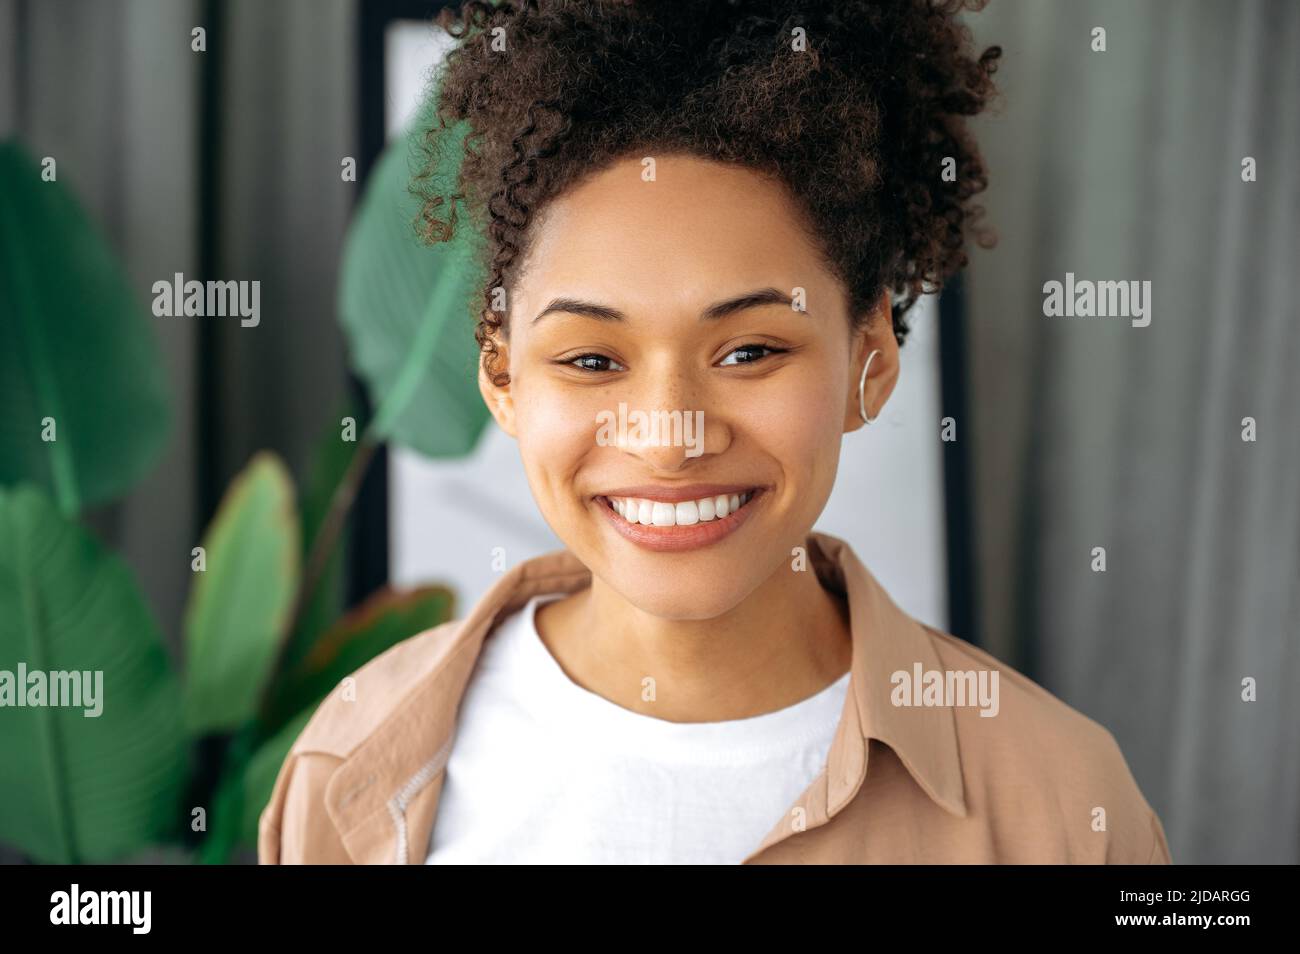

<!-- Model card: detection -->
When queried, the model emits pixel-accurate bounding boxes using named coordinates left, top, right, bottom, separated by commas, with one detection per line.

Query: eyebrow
left=530, top=287, right=798, bottom=324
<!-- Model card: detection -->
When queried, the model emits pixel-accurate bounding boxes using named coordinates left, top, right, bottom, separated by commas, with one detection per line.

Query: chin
left=585, top=516, right=786, bottom=621
left=595, top=554, right=767, bottom=621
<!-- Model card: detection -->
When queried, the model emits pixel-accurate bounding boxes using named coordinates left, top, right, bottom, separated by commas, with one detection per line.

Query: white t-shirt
left=424, top=595, right=851, bottom=864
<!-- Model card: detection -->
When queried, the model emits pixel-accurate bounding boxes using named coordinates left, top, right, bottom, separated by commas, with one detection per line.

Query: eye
left=718, top=343, right=788, bottom=366
left=567, top=353, right=626, bottom=373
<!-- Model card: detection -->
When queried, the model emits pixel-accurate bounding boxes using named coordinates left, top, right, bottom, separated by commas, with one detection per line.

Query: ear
left=843, top=290, right=901, bottom=433
left=478, top=344, right=518, bottom=437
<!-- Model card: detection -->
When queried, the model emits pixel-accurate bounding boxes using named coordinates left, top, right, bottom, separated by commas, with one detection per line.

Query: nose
left=606, top=372, right=729, bottom=472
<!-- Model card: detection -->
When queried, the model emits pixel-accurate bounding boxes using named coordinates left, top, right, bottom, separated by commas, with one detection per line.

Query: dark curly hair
left=414, top=0, right=1000, bottom=386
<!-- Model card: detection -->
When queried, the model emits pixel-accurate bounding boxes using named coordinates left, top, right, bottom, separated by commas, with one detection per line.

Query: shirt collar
left=324, top=530, right=966, bottom=862
left=805, top=533, right=968, bottom=820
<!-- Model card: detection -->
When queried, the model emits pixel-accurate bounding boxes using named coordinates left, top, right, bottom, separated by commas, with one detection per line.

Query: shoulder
left=287, top=617, right=469, bottom=760
left=257, top=617, right=471, bottom=863
left=920, top=624, right=1171, bottom=863
left=923, top=624, right=1121, bottom=765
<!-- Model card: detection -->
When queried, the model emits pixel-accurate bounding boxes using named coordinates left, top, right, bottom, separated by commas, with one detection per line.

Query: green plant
left=0, top=144, right=170, bottom=514
left=0, top=118, right=477, bottom=863
left=0, top=485, right=187, bottom=863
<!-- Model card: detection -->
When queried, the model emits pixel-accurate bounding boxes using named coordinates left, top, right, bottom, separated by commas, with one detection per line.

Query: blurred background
left=0, top=0, right=1296, bottom=865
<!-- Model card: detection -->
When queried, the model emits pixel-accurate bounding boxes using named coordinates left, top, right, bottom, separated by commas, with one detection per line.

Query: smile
left=609, top=491, right=753, bottom=526
left=594, top=485, right=762, bottom=552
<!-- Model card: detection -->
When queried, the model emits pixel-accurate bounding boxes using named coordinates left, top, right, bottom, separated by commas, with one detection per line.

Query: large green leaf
left=265, top=583, right=454, bottom=731
left=0, top=485, right=188, bottom=863
left=0, top=139, right=170, bottom=513
left=183, top=452, right=300, bottom=735
left=338, top=111, right=490, bottom=458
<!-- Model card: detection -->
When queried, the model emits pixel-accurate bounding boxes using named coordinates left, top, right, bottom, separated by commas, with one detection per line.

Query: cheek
left=511, top=377, right=604, bottom=500
left=742, top=359, right=847, bottom=482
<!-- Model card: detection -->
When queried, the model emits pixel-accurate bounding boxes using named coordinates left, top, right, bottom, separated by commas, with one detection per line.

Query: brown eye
left=718, top=344, right=786, bottom=366
left=569, top=353, right=625, bottom=372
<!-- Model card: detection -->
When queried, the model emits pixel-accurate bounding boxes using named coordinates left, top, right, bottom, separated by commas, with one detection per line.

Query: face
left=481, top=152, right=898, bottom=620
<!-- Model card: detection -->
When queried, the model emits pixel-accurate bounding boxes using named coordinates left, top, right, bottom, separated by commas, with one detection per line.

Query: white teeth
left=608, top=491, right=756, bottom=526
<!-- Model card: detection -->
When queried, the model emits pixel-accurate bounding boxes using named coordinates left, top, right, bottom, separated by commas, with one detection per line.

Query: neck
left=535, top=553, right=853, bottom=722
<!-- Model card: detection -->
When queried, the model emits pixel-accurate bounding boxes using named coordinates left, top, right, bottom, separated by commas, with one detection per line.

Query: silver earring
left=858, top=349, right=881, bottom=424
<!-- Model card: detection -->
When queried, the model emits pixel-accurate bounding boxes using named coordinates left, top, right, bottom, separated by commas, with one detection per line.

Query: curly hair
left=414, top=0, right=1000, bottom=386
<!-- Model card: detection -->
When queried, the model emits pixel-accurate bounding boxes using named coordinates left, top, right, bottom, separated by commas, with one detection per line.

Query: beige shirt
left=258, top=531, right=1172, bottom=864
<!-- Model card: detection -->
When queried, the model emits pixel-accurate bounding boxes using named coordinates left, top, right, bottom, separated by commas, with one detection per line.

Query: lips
left=594, top=484, right=762, bottom=552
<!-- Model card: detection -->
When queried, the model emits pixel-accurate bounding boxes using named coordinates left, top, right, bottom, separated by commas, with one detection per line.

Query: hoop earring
left=858, top=349, right=882, bottom=424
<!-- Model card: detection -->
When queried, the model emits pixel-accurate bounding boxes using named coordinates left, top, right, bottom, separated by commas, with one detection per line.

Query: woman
left=260, top=0, right=1171, bottom=864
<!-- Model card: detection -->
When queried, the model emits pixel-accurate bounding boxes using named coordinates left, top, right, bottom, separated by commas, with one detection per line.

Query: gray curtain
left=210, top=0, right=356, bottom=505
left=967, top=0, right=1300, bottom=863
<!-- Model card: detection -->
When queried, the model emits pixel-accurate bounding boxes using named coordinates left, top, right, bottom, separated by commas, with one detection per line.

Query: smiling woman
left=258, top=0, right=1172, bottom=866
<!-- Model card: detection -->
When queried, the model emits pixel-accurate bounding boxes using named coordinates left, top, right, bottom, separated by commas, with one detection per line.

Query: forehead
left=513, top=153, right=833, bottom=316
